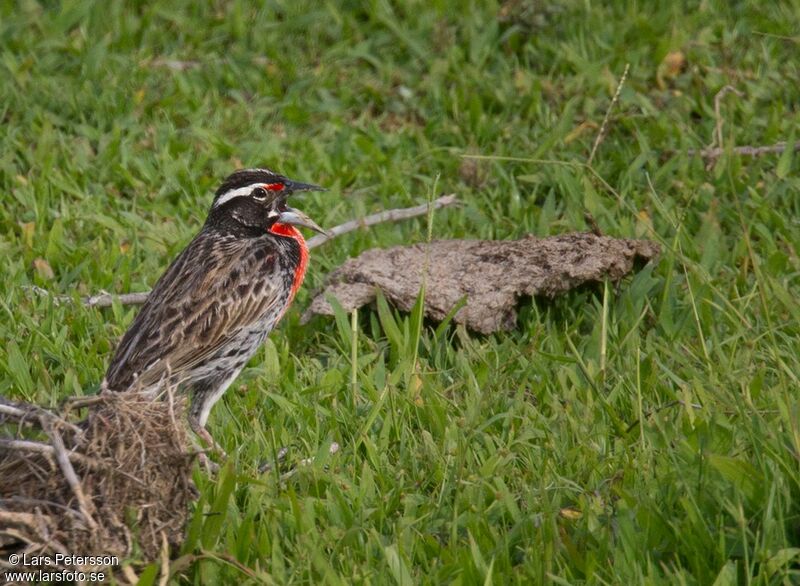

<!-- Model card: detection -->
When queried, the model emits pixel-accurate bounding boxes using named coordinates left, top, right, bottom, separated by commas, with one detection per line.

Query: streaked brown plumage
left=102, top=168, right=324, bottom=438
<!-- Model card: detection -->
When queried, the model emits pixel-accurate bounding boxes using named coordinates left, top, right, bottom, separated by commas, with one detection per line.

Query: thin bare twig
left=0, top=398, right=83, bottom=436
left=0, top=510, right=39, bottom=527
left=679, top=85, right=800, bottom=163
left=40, top=418, right=98, bottom=530
left=62, top=395, right=109, bottom=412
left=25, top=195, right=459, bottom=309
left=23, top=286, right=150, bottom=308
left=0, top=438, right=93, bottom=466
left=305, top=193, right=458, bottom=249
left=686, top=141, right=800, bottom=160
left=588, top=63, right=630, bottom=165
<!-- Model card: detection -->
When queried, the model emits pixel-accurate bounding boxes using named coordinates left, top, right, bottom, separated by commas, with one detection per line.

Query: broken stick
left=687, top=141, right=799, bottom=160
left=306, top=194, right=457, bottom=249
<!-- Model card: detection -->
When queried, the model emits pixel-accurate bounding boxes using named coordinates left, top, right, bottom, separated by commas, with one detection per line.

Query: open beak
left=278, top=206, right=327, bottom=234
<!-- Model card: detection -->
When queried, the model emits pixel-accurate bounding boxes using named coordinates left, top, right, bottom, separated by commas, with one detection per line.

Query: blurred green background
left=1, top=0, right=799, bottom=583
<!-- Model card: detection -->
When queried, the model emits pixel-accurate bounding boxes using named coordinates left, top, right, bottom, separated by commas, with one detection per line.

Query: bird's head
left=209, top=168, right=325, bottom=235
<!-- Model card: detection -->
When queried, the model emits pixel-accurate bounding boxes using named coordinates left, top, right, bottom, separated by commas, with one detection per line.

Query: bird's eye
left=252, top=187, right=269, bottom=200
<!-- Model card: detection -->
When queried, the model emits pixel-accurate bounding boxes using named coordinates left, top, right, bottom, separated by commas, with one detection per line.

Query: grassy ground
left=2, top=0, right=800, bottom=583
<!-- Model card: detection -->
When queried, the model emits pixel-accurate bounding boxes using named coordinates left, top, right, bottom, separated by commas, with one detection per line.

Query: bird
left=101, top=168, right=325, bottom=449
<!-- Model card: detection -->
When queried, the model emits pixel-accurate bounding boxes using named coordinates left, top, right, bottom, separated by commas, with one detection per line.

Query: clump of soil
left=304, top=232, right=661, bottom=334
left=0, top=391, right=196, bottom=577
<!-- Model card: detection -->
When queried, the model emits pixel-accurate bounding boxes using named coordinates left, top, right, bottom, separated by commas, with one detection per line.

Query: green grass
left=2, top=0, right=800, bottom=583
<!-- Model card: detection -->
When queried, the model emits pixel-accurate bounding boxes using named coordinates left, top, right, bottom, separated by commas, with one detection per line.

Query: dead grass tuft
left=0, top=390, right=197, bottom=576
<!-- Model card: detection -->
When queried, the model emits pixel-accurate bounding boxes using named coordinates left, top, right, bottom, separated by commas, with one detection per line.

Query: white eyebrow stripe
left=213, top=185, right=258, bottom=207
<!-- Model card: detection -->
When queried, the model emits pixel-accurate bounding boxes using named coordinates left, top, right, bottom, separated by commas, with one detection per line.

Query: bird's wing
left=104, top=231, right=287, bottom=391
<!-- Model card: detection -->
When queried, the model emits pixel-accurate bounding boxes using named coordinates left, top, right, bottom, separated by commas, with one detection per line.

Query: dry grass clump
left=0, top=390, right=197, bottom=575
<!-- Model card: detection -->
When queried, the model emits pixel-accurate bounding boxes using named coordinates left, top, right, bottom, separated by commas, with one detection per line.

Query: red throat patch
left=269, top=223, right=309, bottom=300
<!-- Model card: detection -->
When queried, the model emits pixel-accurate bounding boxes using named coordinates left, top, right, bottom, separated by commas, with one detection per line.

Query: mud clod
left=304, top=232, right=660, bottom=334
